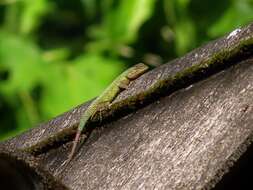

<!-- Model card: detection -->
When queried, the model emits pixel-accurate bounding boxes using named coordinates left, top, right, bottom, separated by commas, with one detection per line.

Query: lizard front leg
left=118, top=77, right=130, bottom=89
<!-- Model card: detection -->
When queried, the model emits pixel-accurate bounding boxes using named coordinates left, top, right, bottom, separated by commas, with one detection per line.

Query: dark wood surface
left=42, top=58, right=253, bottom=190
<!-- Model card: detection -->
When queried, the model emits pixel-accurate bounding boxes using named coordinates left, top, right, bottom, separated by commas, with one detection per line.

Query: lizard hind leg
left=93, top=102, right=110, bottom=123
left=67, top=129, right=82, bottom=163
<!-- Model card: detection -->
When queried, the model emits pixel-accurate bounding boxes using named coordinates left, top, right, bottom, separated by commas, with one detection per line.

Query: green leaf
left=81, top=0, right=97, bottom=19
left=208, top=0, right=253, bottom=37
left=87, top=0, right=156, bottom=53
left=0, top=31, right=47, bottom=138
left=164, top=0, right=196, bottom=55
left=174, top=19, right=196, bottom=55
left=20, top=0, right=51, bottom=34
left=0, top=31, right=45, bottom=98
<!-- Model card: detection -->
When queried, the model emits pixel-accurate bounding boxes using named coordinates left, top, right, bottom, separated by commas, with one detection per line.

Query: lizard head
left=126, top=63, right=149, bottom=80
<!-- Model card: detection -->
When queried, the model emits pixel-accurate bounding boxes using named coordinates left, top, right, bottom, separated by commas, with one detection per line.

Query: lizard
left=66, top=63, right=149, bottom=163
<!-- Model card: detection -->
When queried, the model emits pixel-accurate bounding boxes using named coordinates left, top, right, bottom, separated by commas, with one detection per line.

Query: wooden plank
left=40, top=58, right=253, bottom=189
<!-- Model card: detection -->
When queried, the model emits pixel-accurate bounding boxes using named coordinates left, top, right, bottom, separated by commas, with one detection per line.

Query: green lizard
left=67, top=63, right=149, bottom=163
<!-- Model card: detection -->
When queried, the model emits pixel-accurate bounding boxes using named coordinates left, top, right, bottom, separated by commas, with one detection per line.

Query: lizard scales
left=67, top=63, right=149, bottom=163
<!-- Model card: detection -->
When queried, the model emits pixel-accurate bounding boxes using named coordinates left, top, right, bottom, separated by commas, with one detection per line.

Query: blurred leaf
left=0, top=31, right=46, bottom=138
left=87, top=0, right=156, bottom=54
left=3, top=2, right=20, bottom=33
left=20, top=0, right=51, bottom=34
left=174, top=19, right=196, bottom=55
left=42, top=48, right=70, bottom=62
left=81, top=0, right=96, bottom=19
left=164, top=0, right=196, bottom=55
left=208, top=0, right=253, bottom=37
left=0, top=31, right=45, bottom=98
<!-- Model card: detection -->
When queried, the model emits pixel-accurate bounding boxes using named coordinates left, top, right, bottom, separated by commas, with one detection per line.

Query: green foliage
left=208, top=0, right=253, bottom=37
left=86, top=0, right=156, bottom=54
left=0, top=0, right=253, bottom=140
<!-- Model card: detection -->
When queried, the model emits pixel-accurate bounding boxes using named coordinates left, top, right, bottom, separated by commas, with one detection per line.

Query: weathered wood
left=0, top=23, right=253, bottom=190
left=40, top=58, right=253, bottom=189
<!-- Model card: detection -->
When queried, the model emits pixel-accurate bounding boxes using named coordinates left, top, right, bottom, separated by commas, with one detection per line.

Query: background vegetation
left=0, top=0, right=253, bottom=140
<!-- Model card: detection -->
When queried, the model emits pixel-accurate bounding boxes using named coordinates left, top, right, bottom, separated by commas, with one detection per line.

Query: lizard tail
left=58, top=130, right=81, bottom=171
left=67, top=129, right=81, bottom=162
